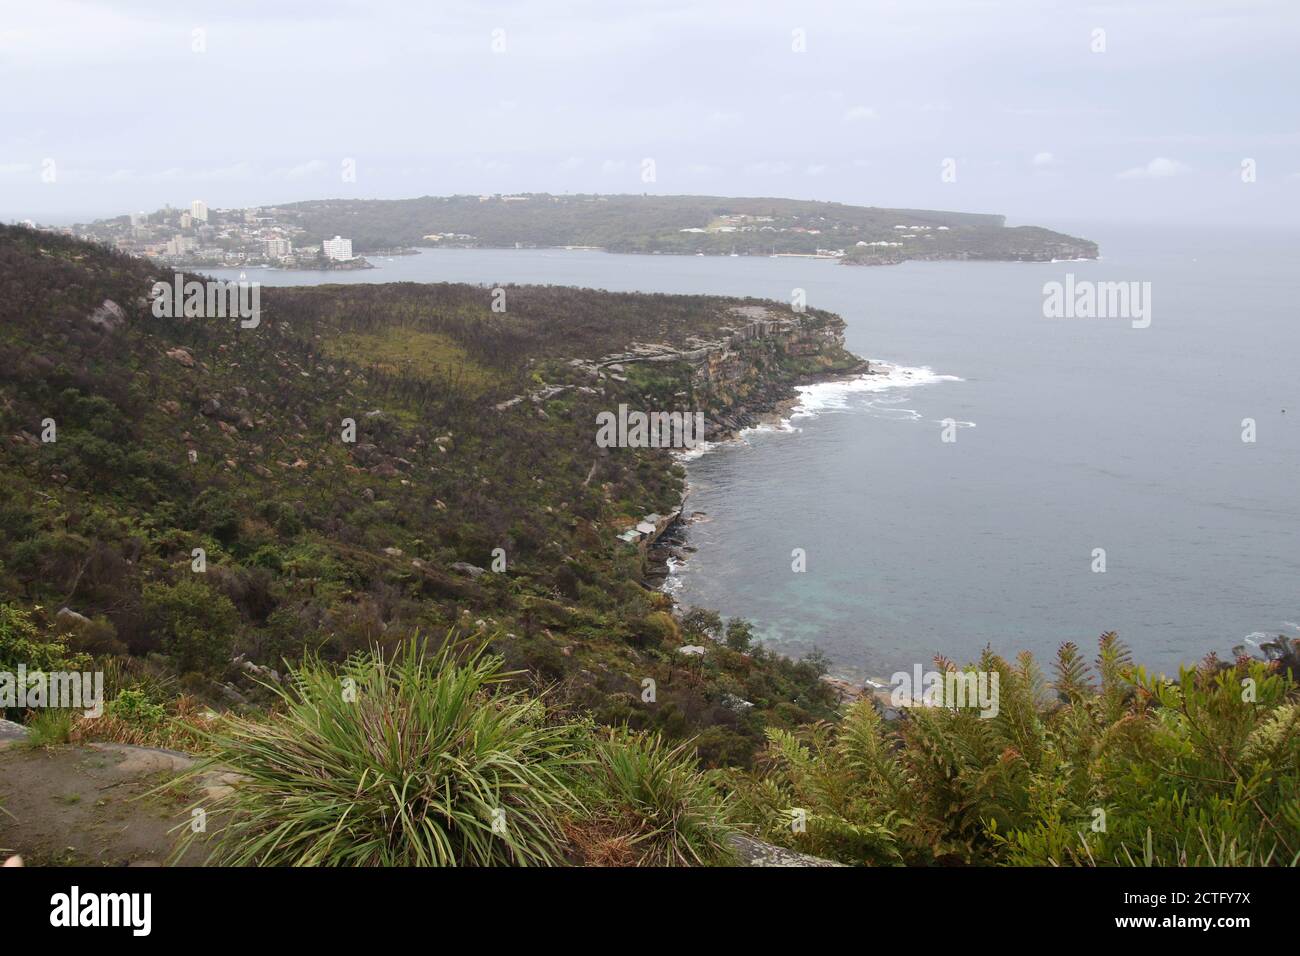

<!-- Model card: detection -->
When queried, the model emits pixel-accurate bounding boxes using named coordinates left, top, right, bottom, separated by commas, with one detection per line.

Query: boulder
left=56, top=607, right=91, bottom=626
left=86, top=299, right=126, bottom=333
left=166, top=347, right=195, bottom=368
left=727, top=834, right=844, bottom=867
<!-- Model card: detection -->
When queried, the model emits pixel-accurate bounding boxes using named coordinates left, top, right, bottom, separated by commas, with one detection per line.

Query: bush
left=175, top=637, right=587, bottom=866
left=105, top=688, right=167, bottom=726
left=632, top=611, right=679, bottom=648
left=724, top=618, right=754, bottom=652
left=681, top=608, right=722, bottom=641
left=0, top=604, right=90, bottom=673
left=580, top=729, right=735, bottom=866
left=141, top=579, right=238, bottom=675
left=734, top=634, right=1300, bottom=867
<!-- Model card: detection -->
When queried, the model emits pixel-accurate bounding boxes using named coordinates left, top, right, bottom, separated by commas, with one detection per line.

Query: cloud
left=1032, top=151, right=1056, bottom=167
left=805, top=164, right=828, bottom=176
left=842, top=105, right=878, bottom=122
left=1117, top=157, right=1190, bottom=179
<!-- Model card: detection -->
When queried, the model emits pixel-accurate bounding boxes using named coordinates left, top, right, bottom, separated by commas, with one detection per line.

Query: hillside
left=267, top=193, right=1096, bottom=262
left=0, top=224, right=861, bottom=767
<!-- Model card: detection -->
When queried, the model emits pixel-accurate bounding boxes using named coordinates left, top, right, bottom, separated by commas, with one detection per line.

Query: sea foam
left=788, top=362, right=963, bottom=422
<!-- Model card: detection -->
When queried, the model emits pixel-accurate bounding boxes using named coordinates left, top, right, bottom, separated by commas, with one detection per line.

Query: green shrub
left=0, top=604, right=89, bottom=673
left=724, top=618, right=754, bottom=652
left=583, top=729, right=735, bottom=866
left=141, top=579, right=238, bottom=676
left=175, top=637, right=586, bottom=866
left=105, top=688, right=167, bottom=726
left=632, top=611, right=679, bottom=648
left=734, top=634, right=1300, bottom=867
left=681, top=608, right=722, bottom=641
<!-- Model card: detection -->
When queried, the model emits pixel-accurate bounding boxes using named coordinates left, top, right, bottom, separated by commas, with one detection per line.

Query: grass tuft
left=173, top=636, right=587, bottom=866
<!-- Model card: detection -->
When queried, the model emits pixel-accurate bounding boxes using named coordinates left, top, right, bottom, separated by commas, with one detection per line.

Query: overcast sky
left=3, top=0, right=1298, bottom=229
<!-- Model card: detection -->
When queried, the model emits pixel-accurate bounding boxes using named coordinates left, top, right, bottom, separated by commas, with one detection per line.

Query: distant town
left=27, top=200, right=383, bottom=271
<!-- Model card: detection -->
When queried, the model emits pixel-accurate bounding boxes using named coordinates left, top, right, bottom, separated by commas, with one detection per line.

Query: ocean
left=206, top=222, right=1300, bottom=680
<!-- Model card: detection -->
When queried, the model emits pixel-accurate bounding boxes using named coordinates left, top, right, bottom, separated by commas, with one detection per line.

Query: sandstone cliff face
left=688, top=308, right=863, bottom=438
left=589, top=305, right=861, bottom=439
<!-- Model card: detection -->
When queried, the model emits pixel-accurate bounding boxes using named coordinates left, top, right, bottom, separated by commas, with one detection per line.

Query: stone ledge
left=727, top=833, right=845, bottom=867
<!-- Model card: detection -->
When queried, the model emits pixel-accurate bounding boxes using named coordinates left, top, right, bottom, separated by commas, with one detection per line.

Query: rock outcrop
left=727, top=834, right=845, bottom=867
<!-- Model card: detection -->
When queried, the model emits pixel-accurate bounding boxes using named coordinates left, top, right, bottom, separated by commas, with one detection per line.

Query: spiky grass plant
left=23, top=708, right=75, bottom=747
left=583, top=729, right=736, bottom=866
left=174, top=637, right=587, bottom=866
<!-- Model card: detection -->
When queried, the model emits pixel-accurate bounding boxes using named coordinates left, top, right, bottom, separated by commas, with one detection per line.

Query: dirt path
left=0, top=736, right=224, bottom=866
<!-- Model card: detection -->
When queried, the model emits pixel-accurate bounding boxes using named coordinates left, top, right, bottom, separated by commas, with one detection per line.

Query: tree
left=142, top=579, right=238, bottom=676
left=724, top=618, right=755, bottom=652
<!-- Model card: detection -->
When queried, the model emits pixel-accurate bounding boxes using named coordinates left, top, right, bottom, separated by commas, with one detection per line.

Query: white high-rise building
left=190, top=199, right=208, bottom=222
left=322, top=235, right=353, bottom=260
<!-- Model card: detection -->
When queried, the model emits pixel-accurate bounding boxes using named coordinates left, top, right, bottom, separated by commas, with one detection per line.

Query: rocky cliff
left=588, top=304, right=866, bottom=439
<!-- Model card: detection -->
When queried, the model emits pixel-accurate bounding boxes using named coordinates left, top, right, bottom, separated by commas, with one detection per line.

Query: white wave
left=675, top=439, right=723, bottom=461
left=738, top=418, right=797, bottom=438
left=788, top=362, right=963, bottom=422
left=674, top=361, right=962, bottom=462
left=662, top=555, right=685, bottom=595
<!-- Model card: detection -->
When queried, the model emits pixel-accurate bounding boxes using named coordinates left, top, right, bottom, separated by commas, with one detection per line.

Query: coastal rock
left=821, top=675, right=868, bottom=704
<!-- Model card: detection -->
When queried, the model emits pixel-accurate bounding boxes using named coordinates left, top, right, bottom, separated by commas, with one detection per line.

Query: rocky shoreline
left=649, top=353, right=883, bottom=701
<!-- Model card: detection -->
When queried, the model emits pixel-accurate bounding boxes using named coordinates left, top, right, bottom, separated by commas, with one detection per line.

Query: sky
left=2, top=0, right=1298, bottom=229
